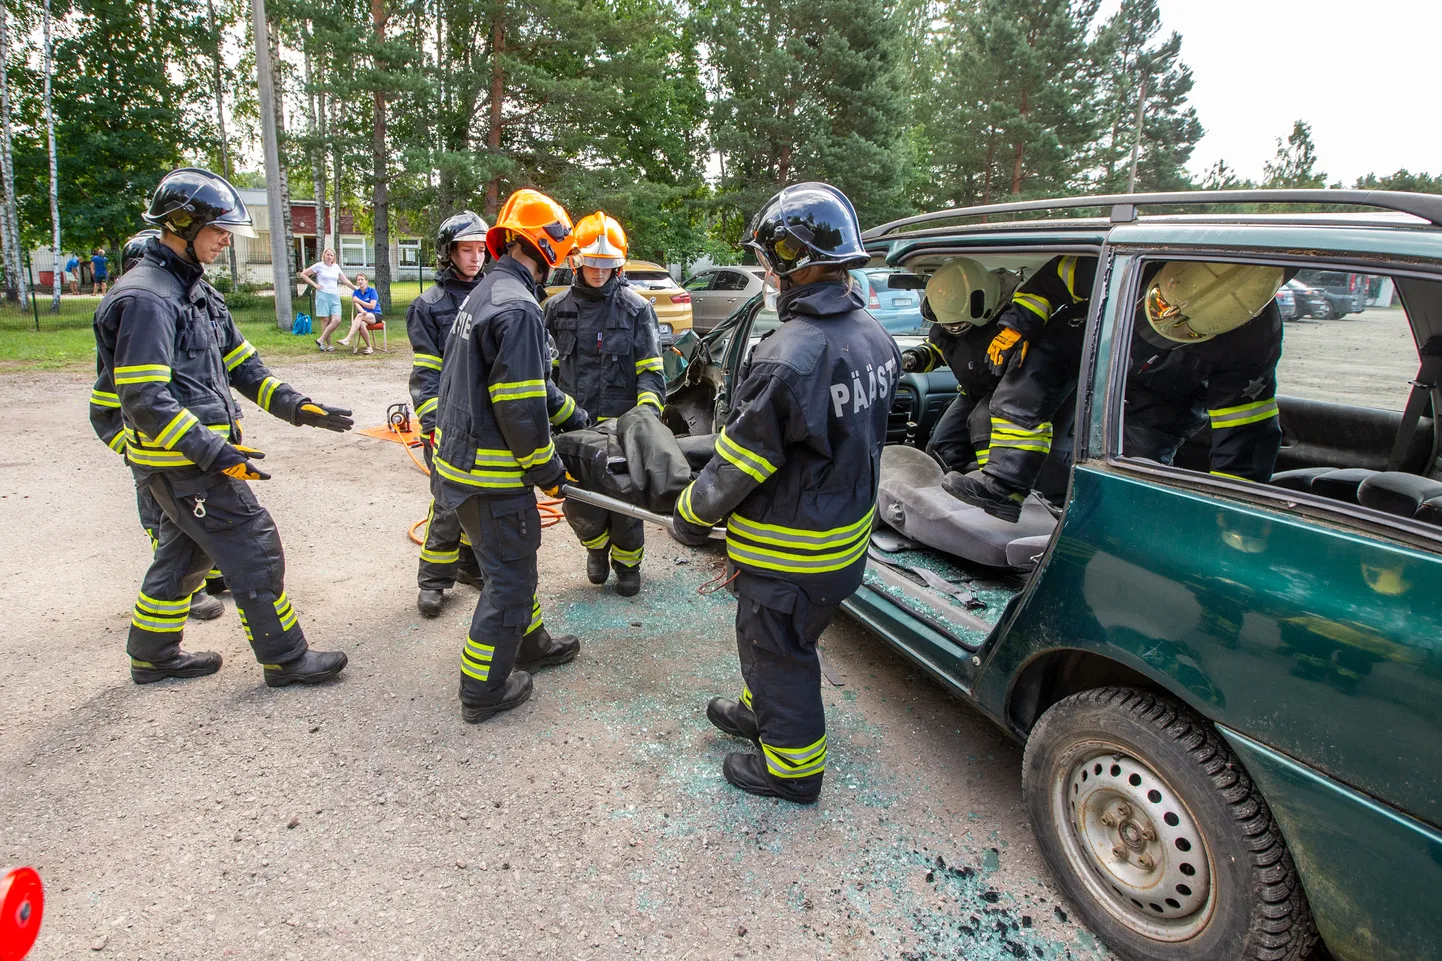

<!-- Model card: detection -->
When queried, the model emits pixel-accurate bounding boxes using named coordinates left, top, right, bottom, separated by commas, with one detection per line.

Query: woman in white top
left=299, top=247, right=355, bottom=351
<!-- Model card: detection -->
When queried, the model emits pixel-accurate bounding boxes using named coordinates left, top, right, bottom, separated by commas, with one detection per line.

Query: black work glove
left=296, top=401, right=355, bottom=432
left=901, top=347, right=927, bottom=373
left=670, top=504, right=714, bottom=546
left=555, top=404, right=590, bottom=433
left=213, top=444, right=270, bottom=481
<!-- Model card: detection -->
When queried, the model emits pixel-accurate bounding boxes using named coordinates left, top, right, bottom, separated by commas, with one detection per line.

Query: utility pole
left=251, top=0, right=293, bottom=329
left=207, top=0, right=240, bottom=290
left=1126, top=72, right=1147, bottom=194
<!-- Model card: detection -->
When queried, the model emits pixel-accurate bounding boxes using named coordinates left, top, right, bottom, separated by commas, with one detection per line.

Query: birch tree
left=44, top=0, right=62, bottom=311
left=0, top=4, right=24, bottom=307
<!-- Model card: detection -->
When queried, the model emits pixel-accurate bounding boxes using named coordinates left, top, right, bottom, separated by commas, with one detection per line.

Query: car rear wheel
left=1022, top=687, right=1318, bottom=961
left=1321, top=300, right=1338, bottom=320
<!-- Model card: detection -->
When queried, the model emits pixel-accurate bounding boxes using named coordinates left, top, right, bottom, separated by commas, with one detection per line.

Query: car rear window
left=627, top=270, right=673, bottom=284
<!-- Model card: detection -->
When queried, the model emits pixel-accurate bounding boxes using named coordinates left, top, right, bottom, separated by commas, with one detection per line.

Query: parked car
left=1286, top=277, right=1330, bottom=318
left=1274, top=282, right=1297, bottom=321
left=545, top=260, right=693, bottom=345
left=665, top=189, right=1442, bottom=961
left=681, top=265, right=765, bottom=332
left=1296, top=269, right=1367, bottom=319
left=853, top=267, right=928, bottom=333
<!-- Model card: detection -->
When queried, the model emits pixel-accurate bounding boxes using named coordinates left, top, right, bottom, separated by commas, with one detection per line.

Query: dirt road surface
left=0, top=356, right=1110, bottom=961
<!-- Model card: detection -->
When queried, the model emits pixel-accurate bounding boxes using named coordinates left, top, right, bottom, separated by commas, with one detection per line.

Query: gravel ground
left=0, top=354, right=1109, bottom=961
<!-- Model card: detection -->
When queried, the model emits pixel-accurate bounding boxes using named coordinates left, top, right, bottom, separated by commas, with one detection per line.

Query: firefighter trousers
left=562, top=497, right=644, bottom=568
left=925, top=391, right=995, bottom=473
left=127, top=470, right=308, bottom=667
left=453, top=493, right=547, bottom=705
left=732, top=571, right=837, bottom=798
left=136, top=482, right=224, bottom=591
left=418, top=442, right=483, bottom=591
left=983, top=320, right=1088, bottom=494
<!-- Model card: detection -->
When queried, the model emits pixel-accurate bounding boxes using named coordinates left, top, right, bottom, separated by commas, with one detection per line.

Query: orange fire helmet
left=486, top=188, right=575, bottom=267
left=572, top=212, right=628, bottom=268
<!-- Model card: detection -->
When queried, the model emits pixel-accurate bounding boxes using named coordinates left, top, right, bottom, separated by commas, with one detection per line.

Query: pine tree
left=1354, top=170, right=1442, bottom=194
left=1262, top=120, right=1329, bottom=189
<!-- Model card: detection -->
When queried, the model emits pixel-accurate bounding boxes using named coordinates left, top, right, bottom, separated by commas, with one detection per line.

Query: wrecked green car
left=664, top=191, right=1442, bottom=961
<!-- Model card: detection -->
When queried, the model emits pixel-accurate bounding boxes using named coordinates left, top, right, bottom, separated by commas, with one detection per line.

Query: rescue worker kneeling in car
left=94, top=167, right=354, bottom=686
left=432, top=188, right=586, bottom=723
left=900, top=258, right=1006, bottom=473
left=671, top=182, right=900, bottom=804
left=944, top=259, right=1285, bottom=521
left=544, top=212, right=666, bottom=597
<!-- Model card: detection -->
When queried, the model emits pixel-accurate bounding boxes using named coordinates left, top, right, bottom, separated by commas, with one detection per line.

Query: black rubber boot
left=417, top=589, right=444, bottom=618
left=706, top=696, right=759, bottom=743
left=455, top=567, right=485, bottom=589
left=613, top=561, right=640, bottom=597
left=586, top=549, right=610, bottom=585
left=189, top=592, right=225, bottom=621
left=130, top=650, right=223, bottom=685
left=722, top=752, right=822, bottom=805
left=204, top=576, right=228, bottom=597
left=461, top=671, right=533, bottom=723
left=515, top=626, right=580, bottom=671
left=263, top=650, right=348, bottom=688
left=941, top=470, right=1027, bottom=523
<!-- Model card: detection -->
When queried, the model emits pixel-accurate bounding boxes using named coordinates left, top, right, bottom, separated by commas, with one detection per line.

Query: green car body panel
left=838, top=214, right=1442, bottom=961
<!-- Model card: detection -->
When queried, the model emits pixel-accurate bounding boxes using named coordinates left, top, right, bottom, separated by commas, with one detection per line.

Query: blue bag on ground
left=291, top=313, right=313, bottom=335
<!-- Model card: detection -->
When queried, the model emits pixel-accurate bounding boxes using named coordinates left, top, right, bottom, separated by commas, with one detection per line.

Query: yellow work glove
left=985, top=326, right=1029, bottom=376
left=214, top=444, right=270, bottom=481
left=541, top=471, right=577, bottom=498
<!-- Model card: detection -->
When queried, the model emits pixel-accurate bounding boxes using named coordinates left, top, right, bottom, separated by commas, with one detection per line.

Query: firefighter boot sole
left=130, top=651, right=223, bottom=685
left=461, top=671, right=533, bottom=723
left=722, top=752, right=821, bottom=805
left=263, top=650, right=348, bottom=688
left=188, top=592, right=225, bottom=621
left=941, top=471, right=1024, bottom=524
left=586, top=550, right=610, bottom=585
left=706, top=697, right=760, bottom=744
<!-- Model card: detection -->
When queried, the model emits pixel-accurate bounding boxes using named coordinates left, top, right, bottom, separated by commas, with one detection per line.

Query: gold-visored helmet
left=922, top=258, right=1001, bottom=333
left=1143, top=261, right=1285, bottom=344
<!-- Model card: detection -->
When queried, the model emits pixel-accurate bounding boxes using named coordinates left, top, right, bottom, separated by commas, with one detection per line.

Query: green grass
left=0, top=292, right=420, bottom=371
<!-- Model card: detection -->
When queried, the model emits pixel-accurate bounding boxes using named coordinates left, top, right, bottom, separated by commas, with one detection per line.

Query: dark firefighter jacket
left=676, top=280, right=902, bottom=604
left=544, top=273, right=666, bottom=421
left=995, top=254, right=1098, bottom=340
left=912, top=322, right=1000, bottom=398
left=1126, top=303, right=1284, bottom=482
left=432, top=255, right=578, bottom=510
left=408, top=267, right=481, bottom=435
left=92, top=239, right=308, bottom=477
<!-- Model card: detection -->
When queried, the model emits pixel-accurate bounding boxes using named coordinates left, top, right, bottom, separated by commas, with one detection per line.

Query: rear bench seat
left=1271, top=467, right=1442, bottom=525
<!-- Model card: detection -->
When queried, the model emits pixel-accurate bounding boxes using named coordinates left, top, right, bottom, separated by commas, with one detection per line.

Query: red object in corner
left=0, top=868, right=43, bottom=961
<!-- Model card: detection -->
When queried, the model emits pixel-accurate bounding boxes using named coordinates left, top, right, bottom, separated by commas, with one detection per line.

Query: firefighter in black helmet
left=93, top=167, right=354, bottom=686
left=671, top=183, right=900, bottom=804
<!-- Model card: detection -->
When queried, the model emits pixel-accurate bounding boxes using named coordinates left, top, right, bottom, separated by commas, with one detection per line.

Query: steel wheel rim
left=1050, top=740, right=1216, bottom=942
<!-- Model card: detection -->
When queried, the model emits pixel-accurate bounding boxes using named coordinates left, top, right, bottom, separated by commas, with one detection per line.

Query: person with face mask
left=92, top=167, right=354, bottom=686
left=542, top=212, right=665, bottom=597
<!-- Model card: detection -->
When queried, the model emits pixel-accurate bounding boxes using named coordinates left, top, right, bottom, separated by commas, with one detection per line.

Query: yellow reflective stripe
left=1208, top=398, right=1278, bottom=429
left=611, top=544, right=643, bottom=566
left=416, top=396, right=438, bottom=418
left=273, top=592, right=297, bottom=631
left=223, top=339, right=257, bottom=371
left=1012, top=292, right=1050, bottom=321
left=434, top=455, right=526, bottom=489
left=990, top=417, right=1053, bottom=451
left=677, top=484, right=717, bottom=528
left=716, top=428, right=778, bottom=484
left=114, top=364, right=172, bottom=385
left=549, top=393, right=577, bottom=426
left=420, top=547, right=460, bottom=564
left=137, top=592, right=191, bottom=613
left=975, top=448, right=989, bottom=466
left=154, top=409, right=199, bottom=450
left=459, top=530, right=472, bottom=547
left=638, top=391, right=663, bottom=412
left=107, top=432, right=128, bottom=454
left=462, top=636, right=496, bottom=681
left=740, top=685, right=753, bottom=709
left=922, top=342, right=945, bottom=370
left=1058, top=256, right=1083, bottom=302
left=413, top=352, right=443, bottom=371
left=725, top=526, right=869, bottom=575
left=635, top=356, right=664, bottom=374
left=488, top=379, right=547, bottom=402
left=725, top=506, right=874, bottom=550
left=516, top=441, right=555, bottom=470
left=90, top=389, right=121, bottom=408
left=761, top=735, right=826, bottom=779
left=1209, top=470, right=1248, bottom=481
left=527, top=598, right=543, bottom=634
left=258, top=376, right=281, bottom=411
left=131, top=613, right=186, bottom=633
left=580, top=531, right=610, bottom=550
left=126, top=447, right=196, bottom=468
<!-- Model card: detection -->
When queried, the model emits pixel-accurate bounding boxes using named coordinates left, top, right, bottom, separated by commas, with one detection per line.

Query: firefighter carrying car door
left=432, top=188, right=590, bottom=724
left=410, top=210, right=490, bottom=618
left=544, top=211, right=667, bottom=597
left=672, top=183, right=900, bottom=804
left=943, top=257, right=1286, bottom=521
left=94, top=167, right=354, bottom=686
left=900, top=258, right=1006, bottom=473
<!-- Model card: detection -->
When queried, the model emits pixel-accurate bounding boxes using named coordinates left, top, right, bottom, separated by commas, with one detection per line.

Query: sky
left=1150, top=0, right=1442, bottom=185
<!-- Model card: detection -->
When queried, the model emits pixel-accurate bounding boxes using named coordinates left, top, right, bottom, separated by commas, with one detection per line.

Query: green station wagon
left=663, top=190, right=1442, bottom=961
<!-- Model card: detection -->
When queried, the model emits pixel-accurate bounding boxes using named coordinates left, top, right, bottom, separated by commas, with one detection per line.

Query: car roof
left=626, top=260, right=669, bottom=273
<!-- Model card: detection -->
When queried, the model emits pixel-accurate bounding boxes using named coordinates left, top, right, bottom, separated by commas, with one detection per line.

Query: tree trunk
left=0, top=5, right=24, bottom=307
left=484, top=8, right=505, bottom=221
left=304, top=25, right=327, bottom=257
left=371, top=0, right=391, bottom=310
left=43, top=0, right=61, bottom=312
left=269, top=20, right=297, bottom=296
left=331, top=143, right=340, bottom=253
left=207, top=0, right=239, bottom=289
left=1010, top=86, right=1029, bottom=196
left=981, top=126, right=996, bottom=207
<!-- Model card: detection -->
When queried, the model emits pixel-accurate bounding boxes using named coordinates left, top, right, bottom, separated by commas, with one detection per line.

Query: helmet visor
left=541, top=221, right=572, bottom=243
left=1144, top=283, right=1204, bottom=341
left=215, top=220, right=257, bottom=239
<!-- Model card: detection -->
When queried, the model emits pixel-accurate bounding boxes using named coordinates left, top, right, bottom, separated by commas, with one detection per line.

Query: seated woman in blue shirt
left=339, top=272, right=382, bottom=354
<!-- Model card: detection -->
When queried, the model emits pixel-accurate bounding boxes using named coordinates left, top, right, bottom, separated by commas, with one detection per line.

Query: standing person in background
left=339, top=272, right=381, bottom=354
left=543, top=211, right=665, bottom=597
left=65, top=253, right=81, bottom=294
left=91, top=247, right=110, bottom=294
left=299, top=247, right=354, bottom=351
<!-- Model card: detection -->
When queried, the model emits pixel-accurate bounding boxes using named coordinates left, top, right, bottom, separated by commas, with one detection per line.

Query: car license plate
left=892, top=297, right=915, bottom=307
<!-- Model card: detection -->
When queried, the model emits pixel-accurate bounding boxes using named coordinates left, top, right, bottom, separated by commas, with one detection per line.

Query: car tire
left=1322, top=301, right=1338, bottom=320
left=1022, top=687, right=1318, bottom=961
